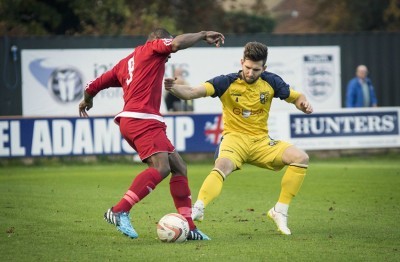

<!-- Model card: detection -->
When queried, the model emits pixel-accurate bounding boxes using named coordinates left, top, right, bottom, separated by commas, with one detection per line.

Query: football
left=157, top=213, right=189, bottom=243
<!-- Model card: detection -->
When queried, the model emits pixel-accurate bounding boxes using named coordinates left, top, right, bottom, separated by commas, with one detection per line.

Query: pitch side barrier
left=1, top=108, right=399, bottom=158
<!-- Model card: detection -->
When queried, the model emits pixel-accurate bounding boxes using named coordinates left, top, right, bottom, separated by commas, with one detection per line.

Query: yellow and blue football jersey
left=204, top=71, right=300, bottom=136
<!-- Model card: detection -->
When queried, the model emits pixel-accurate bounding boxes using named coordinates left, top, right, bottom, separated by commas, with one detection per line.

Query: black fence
left=1, top=32, right=399, bottom=116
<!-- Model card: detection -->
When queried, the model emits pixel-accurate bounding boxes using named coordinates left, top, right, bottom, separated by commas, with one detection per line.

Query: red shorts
left=119, top=117, right=175, bottom=160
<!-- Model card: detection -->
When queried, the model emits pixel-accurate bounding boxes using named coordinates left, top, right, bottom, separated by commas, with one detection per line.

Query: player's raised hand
left=204, top=31, right=225, bottom=47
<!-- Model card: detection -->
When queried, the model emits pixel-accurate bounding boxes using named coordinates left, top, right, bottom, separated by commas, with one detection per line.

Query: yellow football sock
left=278, top=164, right=307, bottom=204
left=197, top=169, right=225, bottom=207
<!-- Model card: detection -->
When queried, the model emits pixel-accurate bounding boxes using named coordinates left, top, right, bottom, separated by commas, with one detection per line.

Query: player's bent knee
left=283, top=146, right=309, bottom=165
left=157, top=166, right=172, bottom=178
left=298, top=151, right=309, bottom=165
left=287, top=148, right=309, bottom=168
left=173, top=159, right=187, bottom=175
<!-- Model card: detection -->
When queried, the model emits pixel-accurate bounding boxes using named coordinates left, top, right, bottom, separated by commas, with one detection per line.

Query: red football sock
left=170, top=175, right=196, bottom=230
left=113, top=168, right=163, bottom=213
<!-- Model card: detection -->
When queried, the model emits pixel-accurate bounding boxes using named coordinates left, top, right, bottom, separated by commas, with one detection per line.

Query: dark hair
left=147, top=28, right=172, bottom=41
left=243, top=42, right=268, bottom=65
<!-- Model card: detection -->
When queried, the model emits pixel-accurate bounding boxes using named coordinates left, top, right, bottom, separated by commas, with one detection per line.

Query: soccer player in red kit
left=78, top=28, right=224, bottom=240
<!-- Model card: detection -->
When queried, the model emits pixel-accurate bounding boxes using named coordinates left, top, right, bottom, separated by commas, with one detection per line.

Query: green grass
left=1, top=156, right=400, bottom=261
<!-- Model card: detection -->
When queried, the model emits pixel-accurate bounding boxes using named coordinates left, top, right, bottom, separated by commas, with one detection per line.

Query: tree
left=0, top=0, right=179, bottom=36
left=0, top=0, right=275, bottom=36
left=383, top=0, right=400, bottom=31
left=309, top=0, right=399, bottom=32
left=221, top=12, right=275, bottom=34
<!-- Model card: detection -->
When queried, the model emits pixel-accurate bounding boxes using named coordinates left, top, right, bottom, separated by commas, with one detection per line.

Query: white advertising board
left=268, top=107, right=400, bottom=150
left=21, top=46, right=341, bottom=117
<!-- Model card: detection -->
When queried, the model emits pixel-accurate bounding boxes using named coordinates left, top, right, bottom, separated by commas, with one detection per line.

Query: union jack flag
left=204, top=115, right=223, bottom=145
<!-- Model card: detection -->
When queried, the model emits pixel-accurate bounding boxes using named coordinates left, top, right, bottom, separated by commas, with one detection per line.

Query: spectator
left=346, top=65, right=378, bottom=107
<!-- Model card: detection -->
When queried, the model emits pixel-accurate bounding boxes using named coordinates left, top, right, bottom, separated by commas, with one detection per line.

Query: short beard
left=243, top=74, right=257, bottom=84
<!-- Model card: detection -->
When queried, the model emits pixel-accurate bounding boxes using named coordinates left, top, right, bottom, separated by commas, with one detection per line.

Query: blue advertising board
left=290, top=111, right=399, bottom=138
left=2, top=108, right=399, bottom=158
left=0, top=114, right=223, bottom=158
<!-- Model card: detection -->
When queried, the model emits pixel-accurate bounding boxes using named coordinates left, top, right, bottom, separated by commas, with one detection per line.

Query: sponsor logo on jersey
left=233, top=108, right=264, bottom=118
left=269, top=140, right=279, bottom=146
left=260, top=92, right=268, bottom=104
left=290, top=112, right=399, bottom=138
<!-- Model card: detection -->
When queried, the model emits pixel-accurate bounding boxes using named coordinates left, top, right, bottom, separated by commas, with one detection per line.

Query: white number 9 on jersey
left=126, top=57, right=134, bottom=85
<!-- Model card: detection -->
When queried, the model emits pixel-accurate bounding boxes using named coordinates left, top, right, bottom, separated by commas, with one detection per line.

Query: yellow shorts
left=216, top=133, right=292, bottom=171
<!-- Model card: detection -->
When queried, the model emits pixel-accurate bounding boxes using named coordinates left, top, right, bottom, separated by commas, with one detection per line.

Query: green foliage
left=310, top=0, right=400, bottom=32
left=1, top=158, right=399, bottom=261
left=0, top=0, right=274, bottom=36
left=384, top=0, right=400, bottom=30
left=0, top=0, right=155, bottom=35
left=137, top=2, right=180, bottom=35
left=71, top=0, right=131, bottom=35
left=0, top=0, right=62, bottom=35
left=222, top=12, right=275, bottom=34
left=1, top=0, right=399, bottom=35
left=170, top=0, right=226, bottom=32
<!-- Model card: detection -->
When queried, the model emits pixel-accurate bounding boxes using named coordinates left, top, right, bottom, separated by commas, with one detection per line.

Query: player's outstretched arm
left=171, top=31, right=224, bottom=51
left=164, top=78, right=206, bottom=100
left=294, top=94, right=313, bottom=114
left=78, top=91, right=94, bottom=118
left=78, top=68, right=120, bottom=117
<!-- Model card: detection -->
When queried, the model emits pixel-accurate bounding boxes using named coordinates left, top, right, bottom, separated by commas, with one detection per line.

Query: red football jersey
left=85, top=38, right=174, bottom=117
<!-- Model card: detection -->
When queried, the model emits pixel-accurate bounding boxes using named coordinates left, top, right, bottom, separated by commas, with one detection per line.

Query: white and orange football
left=157, top=213, right=189, bottom=243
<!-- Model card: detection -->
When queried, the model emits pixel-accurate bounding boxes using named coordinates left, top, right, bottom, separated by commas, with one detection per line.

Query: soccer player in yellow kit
left=164, top=42, right=313, bottom=235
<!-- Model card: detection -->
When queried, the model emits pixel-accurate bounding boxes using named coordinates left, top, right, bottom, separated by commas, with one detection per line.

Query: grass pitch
left=1, top=155, right=399, bottom=261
